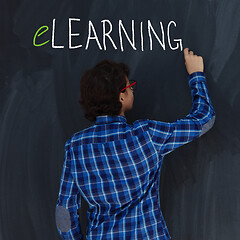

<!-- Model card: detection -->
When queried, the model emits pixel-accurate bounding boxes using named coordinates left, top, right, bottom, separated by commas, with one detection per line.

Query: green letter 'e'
left=33, top=26, right=50, bottom=47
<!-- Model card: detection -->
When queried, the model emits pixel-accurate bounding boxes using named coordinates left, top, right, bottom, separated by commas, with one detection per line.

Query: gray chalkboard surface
left=1, top=0, right=239, bottom=239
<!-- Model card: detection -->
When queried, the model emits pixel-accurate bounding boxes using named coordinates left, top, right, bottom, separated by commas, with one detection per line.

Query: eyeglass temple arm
left=120, top=81, right=136, bottom=92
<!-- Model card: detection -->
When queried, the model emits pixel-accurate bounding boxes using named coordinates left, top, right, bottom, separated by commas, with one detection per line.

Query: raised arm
left=148, top=48, right=216, bottom=156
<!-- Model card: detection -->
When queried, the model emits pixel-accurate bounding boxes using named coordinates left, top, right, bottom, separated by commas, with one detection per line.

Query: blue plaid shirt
left=55, top=71, right=216, bottom=239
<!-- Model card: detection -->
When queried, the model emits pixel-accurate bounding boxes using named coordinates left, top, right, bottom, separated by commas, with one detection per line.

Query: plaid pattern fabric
left=55, top=71, right=216, bottom=239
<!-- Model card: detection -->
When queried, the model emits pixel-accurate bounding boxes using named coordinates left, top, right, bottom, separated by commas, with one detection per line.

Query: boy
left=55, top=48, right=216, bottom=239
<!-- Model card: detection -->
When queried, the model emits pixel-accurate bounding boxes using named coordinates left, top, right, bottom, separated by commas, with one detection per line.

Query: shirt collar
left=94, top=115, right=127, bottom=125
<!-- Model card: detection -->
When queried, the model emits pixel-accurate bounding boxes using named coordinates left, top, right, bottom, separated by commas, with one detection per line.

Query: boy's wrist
left=188, top=71, right=206, bottom=87
left=188, top=71, right=205, bottom=78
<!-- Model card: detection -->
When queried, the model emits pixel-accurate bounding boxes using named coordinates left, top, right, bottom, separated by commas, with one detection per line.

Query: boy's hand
left=184, top=48, right=204, bottom=75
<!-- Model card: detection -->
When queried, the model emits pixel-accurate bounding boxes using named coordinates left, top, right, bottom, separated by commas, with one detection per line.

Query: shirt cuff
left=188, top=71, right=206, bottom=87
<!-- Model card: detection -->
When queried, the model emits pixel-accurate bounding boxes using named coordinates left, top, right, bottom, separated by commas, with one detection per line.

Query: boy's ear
left=119, top=92, right=124, bottom=102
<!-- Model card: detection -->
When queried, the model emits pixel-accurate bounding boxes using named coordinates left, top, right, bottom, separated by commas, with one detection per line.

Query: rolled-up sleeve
left=148, top=71, right=216, bottom=156
left=55, top=139, right=83, bottom=240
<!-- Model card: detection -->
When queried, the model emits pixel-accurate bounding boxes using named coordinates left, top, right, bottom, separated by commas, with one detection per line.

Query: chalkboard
left=1, top=0, right=239, bottom=239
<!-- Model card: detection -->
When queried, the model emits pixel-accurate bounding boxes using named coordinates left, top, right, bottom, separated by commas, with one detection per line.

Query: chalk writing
left=33, top=19, right=183, bottom=51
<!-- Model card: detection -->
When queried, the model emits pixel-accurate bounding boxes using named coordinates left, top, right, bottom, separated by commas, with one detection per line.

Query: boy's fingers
left=184, top=48, right=190, bottom=59
left=184, top=48, right=189, bottom=55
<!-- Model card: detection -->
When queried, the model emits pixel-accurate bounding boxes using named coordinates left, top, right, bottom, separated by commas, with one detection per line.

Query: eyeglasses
left=120, top=80, right=137, bottom=92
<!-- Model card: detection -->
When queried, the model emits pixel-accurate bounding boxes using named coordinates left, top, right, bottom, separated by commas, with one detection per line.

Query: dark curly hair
left=79, top=60, right=130, bottom=122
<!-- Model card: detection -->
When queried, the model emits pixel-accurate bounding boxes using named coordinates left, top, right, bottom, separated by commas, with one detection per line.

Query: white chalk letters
left=34, top=18, right=183, bottom=51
